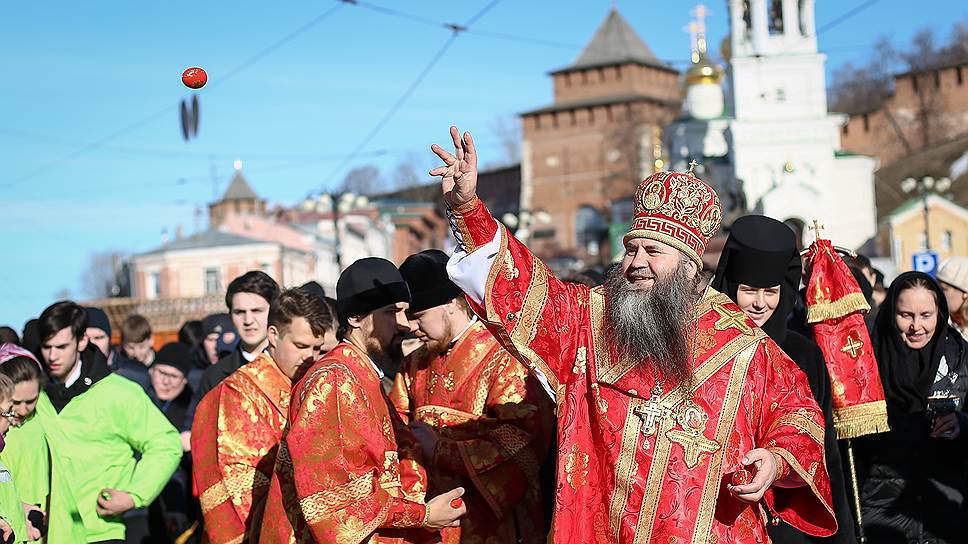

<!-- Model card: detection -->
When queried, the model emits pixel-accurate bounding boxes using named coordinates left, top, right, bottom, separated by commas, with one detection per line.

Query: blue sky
left=1, top=0, right=964, bottom=330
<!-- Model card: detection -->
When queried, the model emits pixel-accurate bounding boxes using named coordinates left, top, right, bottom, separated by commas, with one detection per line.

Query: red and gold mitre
left=623, top=170, right=723, bottom=268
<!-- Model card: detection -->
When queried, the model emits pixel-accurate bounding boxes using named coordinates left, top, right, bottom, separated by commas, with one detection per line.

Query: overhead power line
left=321, top=0, right=505, bottom=190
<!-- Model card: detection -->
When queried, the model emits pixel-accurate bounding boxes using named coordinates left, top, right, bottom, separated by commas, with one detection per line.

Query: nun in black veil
left=712, top=215, right=856, bottom=544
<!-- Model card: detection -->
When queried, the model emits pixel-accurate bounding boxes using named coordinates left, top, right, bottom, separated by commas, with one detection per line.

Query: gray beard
left=605, top=261, right=698, bottom=387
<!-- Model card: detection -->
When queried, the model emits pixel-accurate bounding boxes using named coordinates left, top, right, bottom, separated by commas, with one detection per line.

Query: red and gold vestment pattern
left=390, top=321, right=553, bottom=543
left=450, top=198, right=838, bottom=543
left=259, top=342, right=440, bottom=544
left=191, top=353, right=292, bottom=544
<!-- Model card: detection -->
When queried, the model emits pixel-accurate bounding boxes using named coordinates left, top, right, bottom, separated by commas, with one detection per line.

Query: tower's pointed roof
left=556, top=8, right=669, bottom=73
left=221, top=170, right=259, bottom=201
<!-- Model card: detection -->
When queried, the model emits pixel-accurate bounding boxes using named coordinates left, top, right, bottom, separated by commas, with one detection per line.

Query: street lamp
left=901, top=176, right=953, bottom=251
left=301, top=192, right=370, bottom=271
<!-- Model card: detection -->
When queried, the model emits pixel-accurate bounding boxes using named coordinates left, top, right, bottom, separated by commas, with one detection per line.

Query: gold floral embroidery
left=573, top=346, right=587, bottom=375
left=564, top=443, right=589, bottom=490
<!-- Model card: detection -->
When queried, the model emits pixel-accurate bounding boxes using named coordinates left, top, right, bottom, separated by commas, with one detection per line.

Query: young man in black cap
left=390, top=249, right=554, bottom=543
left=260, top=257, right=466, bottom=542
left=84, top=306, right=114, bottom=364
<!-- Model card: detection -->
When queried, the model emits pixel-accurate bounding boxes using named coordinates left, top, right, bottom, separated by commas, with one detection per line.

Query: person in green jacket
left=0, top=342, right=49, bottom=539
left=0, top=372, right=29, bottom=543
left=37, top=301, right=182, bottom=543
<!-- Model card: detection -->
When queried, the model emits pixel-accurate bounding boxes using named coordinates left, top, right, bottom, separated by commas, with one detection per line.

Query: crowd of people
left=0, top=126, right=966, bottom=543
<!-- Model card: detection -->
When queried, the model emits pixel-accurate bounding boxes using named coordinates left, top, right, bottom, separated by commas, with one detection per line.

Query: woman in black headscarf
left=856, top=271, right=968, bottom=543
left=712, top=215, right=855, bottom=544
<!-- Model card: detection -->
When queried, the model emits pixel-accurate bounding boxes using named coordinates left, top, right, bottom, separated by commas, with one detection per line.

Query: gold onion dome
left=685, top=49, right=723, bottom=86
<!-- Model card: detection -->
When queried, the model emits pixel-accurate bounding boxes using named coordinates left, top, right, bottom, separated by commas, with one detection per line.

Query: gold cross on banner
left=840, top=333, right=864, bottom=358
left=666, top=404, right=720, bottom=468
left=809, top=219, right=825, bottom=243
left=712, top=302, right=754, bottom=335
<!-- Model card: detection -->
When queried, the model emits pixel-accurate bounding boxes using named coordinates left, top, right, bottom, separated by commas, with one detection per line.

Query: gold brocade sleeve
left=433, top=351, right=551, bottom=519
left=192, top=381, right=279, bottom=543
left=284, top=364, right=427, bottom=543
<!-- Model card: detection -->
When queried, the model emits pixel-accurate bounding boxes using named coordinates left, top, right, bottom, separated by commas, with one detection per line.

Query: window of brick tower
left=575, top=205, right=608, bottom=252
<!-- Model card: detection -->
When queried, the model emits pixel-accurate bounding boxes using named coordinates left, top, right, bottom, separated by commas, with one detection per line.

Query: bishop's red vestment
left=446, top=198, right=838, bottom=543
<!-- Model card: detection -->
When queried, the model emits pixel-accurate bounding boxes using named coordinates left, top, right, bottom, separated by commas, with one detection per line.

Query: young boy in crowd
left=114, top=314, right=155, bottom=390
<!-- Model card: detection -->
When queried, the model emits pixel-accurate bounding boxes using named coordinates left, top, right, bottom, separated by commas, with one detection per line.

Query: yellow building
left=882, top=194, right=968, bottom=272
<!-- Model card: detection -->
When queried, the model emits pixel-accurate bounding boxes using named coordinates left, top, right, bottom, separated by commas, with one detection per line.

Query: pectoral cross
left=666, top=403, right=721, bottom=469
left=633, top=385, right=671, bottom=448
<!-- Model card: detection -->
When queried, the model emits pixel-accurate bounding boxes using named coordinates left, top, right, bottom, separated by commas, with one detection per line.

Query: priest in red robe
left=390, top=249, right=554, bottom=543
left=191, top=288, right=334, bottom=543
left=259, top=257, right=466, bottom=543
left=430, top=126, right=838, bottom=543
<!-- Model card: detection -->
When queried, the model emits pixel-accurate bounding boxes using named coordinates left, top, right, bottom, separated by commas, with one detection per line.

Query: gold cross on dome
left=712, top=302, right=754, bottom=335
left=840, top=334, right=864, bottom=358
left=687, top=160, right=699, bottom=176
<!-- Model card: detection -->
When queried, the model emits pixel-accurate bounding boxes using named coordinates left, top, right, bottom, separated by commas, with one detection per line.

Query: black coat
left=855, top=327, right=968, bottom=543
left=767, top=332, right=858, bottom=544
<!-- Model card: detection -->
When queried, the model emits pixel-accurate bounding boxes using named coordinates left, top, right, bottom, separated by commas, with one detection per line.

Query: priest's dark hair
left=225, top=270, right=281, bottom=310
left=270, top=288, right=335, bottom=338
left=38, top=300, right=88, bottom=343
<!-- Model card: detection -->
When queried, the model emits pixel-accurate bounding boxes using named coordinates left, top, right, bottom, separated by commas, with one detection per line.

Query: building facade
left=519, top=8, right=682, bottom=263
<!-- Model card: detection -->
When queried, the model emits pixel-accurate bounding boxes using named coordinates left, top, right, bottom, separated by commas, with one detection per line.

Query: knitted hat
left=937, top=256, right=968, bottom=294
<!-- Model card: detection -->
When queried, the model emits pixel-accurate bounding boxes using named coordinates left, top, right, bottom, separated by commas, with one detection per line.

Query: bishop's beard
left=605, top=259, right=699, bottom=387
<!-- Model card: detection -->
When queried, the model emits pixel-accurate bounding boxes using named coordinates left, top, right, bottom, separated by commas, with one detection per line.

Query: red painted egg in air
left=182, top=67, right=207, bottom=89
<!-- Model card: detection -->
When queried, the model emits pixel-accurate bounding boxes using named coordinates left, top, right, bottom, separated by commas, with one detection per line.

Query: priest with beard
left=431, top=126, right=837, bottom=542
left=259, top=257, right=466, bottom=543
left=712, top=215, right=856, bottom=543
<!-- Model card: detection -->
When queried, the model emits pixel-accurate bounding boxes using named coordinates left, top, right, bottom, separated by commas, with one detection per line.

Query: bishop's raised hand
left=430, top=125, right=478, bottom=209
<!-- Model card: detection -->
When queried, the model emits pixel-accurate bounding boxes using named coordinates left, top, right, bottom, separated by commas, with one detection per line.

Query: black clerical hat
left=399, top=250, right=463, bottom=313
left=721, top=215, right=797, bottom=288
left=337, top=258, right=411, bottom=318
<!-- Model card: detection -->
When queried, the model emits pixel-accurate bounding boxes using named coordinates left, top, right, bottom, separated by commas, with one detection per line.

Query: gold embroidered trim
left=832, top=400, right=891, bottom=440
left=482, top=228, right=564, bottom=397
left=414, top=405, right=479, bottom=426
left=767, top=409, right=825, bottom=445
left=769, top=447, right=836, bottom=524
left=623, top=226, right=703, bottom=268
left=608, top=397, right=645, bottom=540
left=510, top=254, right=549, bottom=348
left=690, top=340, right=759, bottom=543
left=806, top=292, right=871, bottom=323
left=199, top=465, right=269, bottom=514
left=632, top=407, right=678, bottom=543
left=451, top=196, right=480, bottom=215
left=300, top=471, right=377, bottom=524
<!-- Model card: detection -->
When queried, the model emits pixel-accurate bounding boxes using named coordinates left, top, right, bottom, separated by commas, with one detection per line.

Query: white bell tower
left=725, top=0, right=878, bottom=250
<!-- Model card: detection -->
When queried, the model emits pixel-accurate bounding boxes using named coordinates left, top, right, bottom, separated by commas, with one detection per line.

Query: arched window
left=768, top=0, right=784, bottom=34
left=575, top=205, right=608, bottom=251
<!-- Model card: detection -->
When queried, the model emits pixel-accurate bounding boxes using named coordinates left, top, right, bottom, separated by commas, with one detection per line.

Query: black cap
left=337, top=258, right=411, bottom=318
left=201, top=313, right=233, bottom=337
left=720, top=215, right=797, bottom=288
left=85, top=307, right=112, bottom=338
left=153, top=342, right=192, bottom=378
left=399, top=250, right=463, bottom=313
